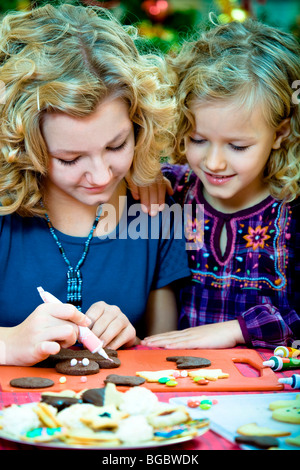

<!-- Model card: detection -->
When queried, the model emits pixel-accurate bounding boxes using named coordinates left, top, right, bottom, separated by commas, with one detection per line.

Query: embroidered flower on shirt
left=243, top=225, right=271, bottom=250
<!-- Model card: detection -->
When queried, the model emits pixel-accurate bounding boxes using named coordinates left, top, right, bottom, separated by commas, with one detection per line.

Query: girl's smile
left=186, top=99, right=289, bottom=213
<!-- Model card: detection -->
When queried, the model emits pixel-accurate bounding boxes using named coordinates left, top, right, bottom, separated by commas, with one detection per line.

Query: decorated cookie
left=82, top=383, right=124, bottom=408
left=21, top=426, right=67, bottom=443
left=187, top=369, right=229, bottom=381
left=81, top=405, right=128, bottom=431
left=166, top=356, right=211, bottom=369
left=236, top=422, right=291, bottom=437
left=136, top=370, right=176, bottom=383
left=104, top=374, right=146, bottom=387
left=55, top=358, right=99, bottom=376
left=38, top=347, right=120, bottom=369
left=269, top=394, right=300, bottom=410
left=235, top=435, right=279, bottom=449
left=9, top=377, right=54, bottom=389
left=272, top=406, right=300, bottom=424
left=147, top=405, right=190, bottom=429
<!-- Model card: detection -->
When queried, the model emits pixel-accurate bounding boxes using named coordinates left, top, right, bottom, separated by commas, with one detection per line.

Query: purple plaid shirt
left=163, top=164, right=300, bottom=349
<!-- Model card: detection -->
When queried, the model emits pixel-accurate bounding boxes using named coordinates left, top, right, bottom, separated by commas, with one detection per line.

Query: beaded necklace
left=44, top=206, right=102, bottom=311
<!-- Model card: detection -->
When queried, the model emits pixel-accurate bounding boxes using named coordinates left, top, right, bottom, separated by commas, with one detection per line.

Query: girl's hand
left=142, top=320, right=245, bottom=349
left=5, top=303, right=91, bottom=366
left=126, top=172, right=173, bottom=216
left=85, top=301, right=138, bottom=350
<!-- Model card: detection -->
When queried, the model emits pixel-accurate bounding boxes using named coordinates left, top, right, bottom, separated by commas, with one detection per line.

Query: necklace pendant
left=67, top=269, right=83, bottom=310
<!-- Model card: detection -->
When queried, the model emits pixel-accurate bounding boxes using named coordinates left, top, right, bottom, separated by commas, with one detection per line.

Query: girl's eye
left=107, top=140, right=127, bottom=152
left=58, top=157, right=80, bottom=166
left=230, top=144, right=250, bottom=152
left=189, top=137, right=206, bottom=145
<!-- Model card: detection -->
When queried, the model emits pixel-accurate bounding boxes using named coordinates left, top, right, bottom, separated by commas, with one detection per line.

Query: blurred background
left=0, top=0, right=299, bottom=52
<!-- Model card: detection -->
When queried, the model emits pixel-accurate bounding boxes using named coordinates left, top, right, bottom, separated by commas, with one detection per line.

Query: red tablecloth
left=0, top=347, right=298, bottom=451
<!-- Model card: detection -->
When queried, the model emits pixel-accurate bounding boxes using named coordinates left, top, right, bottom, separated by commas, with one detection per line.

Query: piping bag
left=37, top=286, right=112, bottom=361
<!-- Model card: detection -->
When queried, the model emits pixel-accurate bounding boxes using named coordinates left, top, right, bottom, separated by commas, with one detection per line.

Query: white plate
left=0, top=402, right=209, bottom=450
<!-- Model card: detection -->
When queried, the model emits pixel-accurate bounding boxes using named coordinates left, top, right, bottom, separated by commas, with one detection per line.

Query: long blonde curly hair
left=170, top=19, right=300, bottom=202
left=0, top=3, right=176, bottom=217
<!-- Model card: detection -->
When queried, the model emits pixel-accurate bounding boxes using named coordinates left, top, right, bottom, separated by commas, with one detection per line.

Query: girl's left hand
left=85, top=301, right=138, bottom=349
left=126, top=172, right=173, bottom=216
left=141, top=320, right=245, bottom=349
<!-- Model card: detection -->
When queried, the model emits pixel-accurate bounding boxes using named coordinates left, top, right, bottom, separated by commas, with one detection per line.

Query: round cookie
left=104, top=374, right=146, bottom=386
left=10, top=377, right=54, bottom=389
left=272, top=406, right=300, bottom=424
left=55, top=359, right=99, bottom=376
left=166, top=356, right=211, bottom=369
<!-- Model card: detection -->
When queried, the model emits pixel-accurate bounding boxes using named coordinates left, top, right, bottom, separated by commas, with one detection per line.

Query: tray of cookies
left=0, top=384, right=209, bottom=449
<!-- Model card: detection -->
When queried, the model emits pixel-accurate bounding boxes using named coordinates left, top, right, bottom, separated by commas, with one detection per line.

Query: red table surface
left=0, top=346, right=298, bottom=451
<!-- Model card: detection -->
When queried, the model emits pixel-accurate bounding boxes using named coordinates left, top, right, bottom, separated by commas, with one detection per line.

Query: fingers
left=48, top=303, right=91, bottom=327
left=86, top=302, right=137, bottom=349
left=126, top=171, right=173, bottom=216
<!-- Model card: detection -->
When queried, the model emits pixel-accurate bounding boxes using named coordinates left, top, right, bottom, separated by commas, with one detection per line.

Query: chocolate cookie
left=51, top=348, right=120, bottom=368
left=166, top=356, right=211, bottom=369
left=55, top=359, right=99, bottom=376
left=82, top=388, right=106, bottom=406
left=10, top=377, right=54, bottom=389
left=104, top=374, right=146, bottom=386
left=41, top=395, right=82, bottom=411
left=235, top=435, right=279, bottom=449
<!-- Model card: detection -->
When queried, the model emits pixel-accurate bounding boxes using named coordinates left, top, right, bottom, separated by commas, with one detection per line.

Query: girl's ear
left=272, top=118, right=291, bottom=149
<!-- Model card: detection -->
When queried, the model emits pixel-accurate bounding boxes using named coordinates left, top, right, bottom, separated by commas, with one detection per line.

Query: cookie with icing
left=55, top=358, right=99, bottom=376
left=272, top=405, right=300, bottom=424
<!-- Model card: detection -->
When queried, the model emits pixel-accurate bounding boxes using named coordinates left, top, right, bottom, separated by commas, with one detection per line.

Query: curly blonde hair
left=170, top=19, right=300, bottom=202
left=0, top=3, right=176, bottom=217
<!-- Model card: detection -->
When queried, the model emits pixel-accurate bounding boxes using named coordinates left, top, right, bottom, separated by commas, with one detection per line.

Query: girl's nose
left=205, top=145, right=227, bottom=172
left=84, top=156, right=112, bottom=186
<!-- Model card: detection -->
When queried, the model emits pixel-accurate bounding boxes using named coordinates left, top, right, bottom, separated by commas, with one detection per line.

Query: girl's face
left=41, top=97, right=135, bottom=208
left=185, top=99, right=289, bottom=212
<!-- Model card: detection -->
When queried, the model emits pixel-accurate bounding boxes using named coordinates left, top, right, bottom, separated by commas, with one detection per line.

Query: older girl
left=0, top=4, right=190, bottom=365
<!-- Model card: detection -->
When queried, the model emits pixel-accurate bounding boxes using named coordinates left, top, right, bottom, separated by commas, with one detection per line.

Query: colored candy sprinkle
left=180, top=370, right=188, bottom=377
left=172, top=371, right=180, bottom=378
left=199, top=403, right=211, bottom=410
left=59, top=376, right=67, bottom=384
left=187, top=400, right=201, bottom=408
left=158, top=377, right=171, bottom=384
left=80, top=376, right=87, bottom=383
left=165, top=380, right=178, bottom=387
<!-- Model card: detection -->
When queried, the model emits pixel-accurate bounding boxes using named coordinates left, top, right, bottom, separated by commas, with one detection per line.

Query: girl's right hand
left=126, top=172, right=173, bottom=216
left=5, top=303, right=91, bottom=366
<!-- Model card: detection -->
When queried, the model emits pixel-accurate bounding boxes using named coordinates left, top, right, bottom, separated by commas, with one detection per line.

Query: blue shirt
left=0, top=192, right=190, bottom=336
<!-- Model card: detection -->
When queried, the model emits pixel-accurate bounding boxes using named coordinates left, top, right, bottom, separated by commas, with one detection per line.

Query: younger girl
left=142, top=19, right=300, bottom=350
